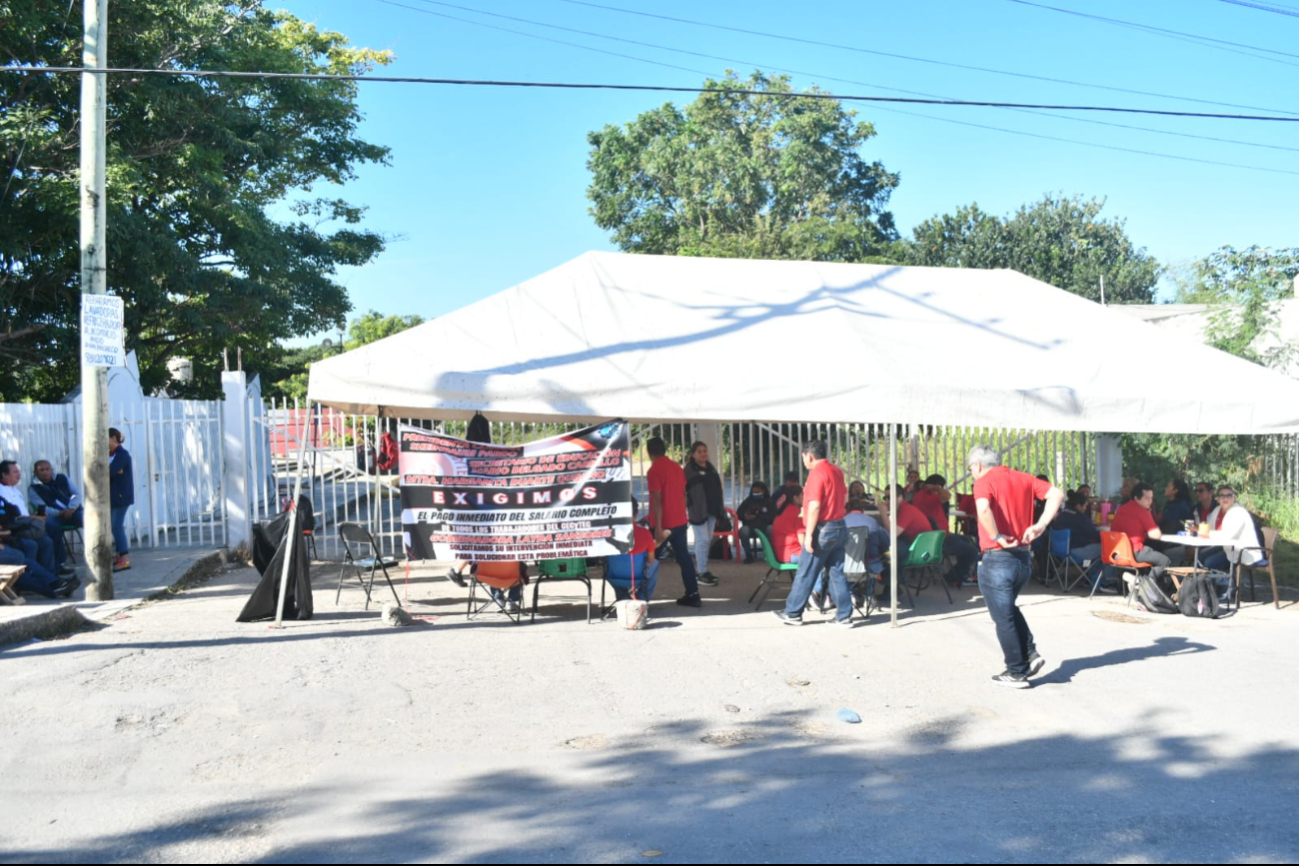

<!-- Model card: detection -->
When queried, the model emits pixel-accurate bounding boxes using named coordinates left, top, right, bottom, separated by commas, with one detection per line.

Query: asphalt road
left=2, top=559, right=1296, bottom=863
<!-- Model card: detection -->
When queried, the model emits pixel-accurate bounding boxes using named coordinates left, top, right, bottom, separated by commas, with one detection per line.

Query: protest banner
left=400, top=420, right=633, bottom=562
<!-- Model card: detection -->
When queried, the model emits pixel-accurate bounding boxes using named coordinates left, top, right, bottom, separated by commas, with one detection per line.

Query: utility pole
left=81, top=0, right=113, bottom=600
left=1100, top=274, right=1106, bottom=306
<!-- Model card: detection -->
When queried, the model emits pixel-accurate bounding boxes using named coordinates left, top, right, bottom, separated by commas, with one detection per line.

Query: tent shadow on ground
left=7, top=708, right=1297, bottom=864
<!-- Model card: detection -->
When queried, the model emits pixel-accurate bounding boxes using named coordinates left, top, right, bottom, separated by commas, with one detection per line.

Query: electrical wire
left=1001, top=0, right=1299, bottom=64
left=376, top=0, right=1299, bottom=156
left=549, top=0, right=1299, bottom=117
left=5, top=65, right=1298, bottom=121
left=1217, top=0, right=1299, bottom=17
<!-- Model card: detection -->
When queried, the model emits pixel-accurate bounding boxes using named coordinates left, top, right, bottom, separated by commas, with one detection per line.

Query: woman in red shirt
left=769, top=487, right=804, bottom=563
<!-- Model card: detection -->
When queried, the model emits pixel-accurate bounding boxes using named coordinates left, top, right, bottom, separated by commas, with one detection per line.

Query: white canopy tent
left=289, top=252, right=1299, bottom=628
left=308, top=251, right=1299, bottom=435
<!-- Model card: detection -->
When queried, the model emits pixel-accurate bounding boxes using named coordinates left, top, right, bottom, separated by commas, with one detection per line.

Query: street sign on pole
left=80, top=294, right=125, bottom=368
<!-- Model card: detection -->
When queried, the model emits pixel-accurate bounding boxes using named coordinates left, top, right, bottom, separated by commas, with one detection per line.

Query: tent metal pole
left=889, top=422, right=898, bottom=629
left=273, top=400, right=312, bottom=628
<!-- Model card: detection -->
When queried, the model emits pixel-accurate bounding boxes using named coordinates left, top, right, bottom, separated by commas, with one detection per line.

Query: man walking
left=968, top=445, right=1064, bottom=687
left=645, top=436, right=703, bottom=607
left=774, top=440, right=852, bottom=627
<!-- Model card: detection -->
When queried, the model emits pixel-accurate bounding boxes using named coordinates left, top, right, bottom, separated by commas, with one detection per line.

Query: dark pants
left=17, top=535, right=56, bottom=575
left=1135, top=546, right=1171, bottom=580
left=665, top=523, right=700, bottom=596
left=48, top=508, right=83, bottom=568
left=739, top=524, right=769, bottom=562
left=783, top=520, right=850, bottom=622
left=0, top=544, right=60, bottom=597
left=944, top=534, right=979, bottom=585
left=978, top=547, right=1036, bottom=676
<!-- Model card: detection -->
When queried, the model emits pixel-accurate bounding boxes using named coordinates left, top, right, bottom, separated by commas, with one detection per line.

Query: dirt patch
left=1092, top=610, right=1152, bottom=625
left=700, top=729, right=765, bottom=748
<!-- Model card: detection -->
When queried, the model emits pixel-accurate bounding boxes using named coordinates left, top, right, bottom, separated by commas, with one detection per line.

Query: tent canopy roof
left=308, top=252, right=1299, bottom=434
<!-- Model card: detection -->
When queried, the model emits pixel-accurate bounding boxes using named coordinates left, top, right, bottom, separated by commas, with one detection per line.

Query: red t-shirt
left=1111, top=500, right=1157, bottom=552
left=630, top=524, right=655, bottom=557
left=911, top=488, right=946, bottom=530
left=770, top=505, right=804, bottom=563
left=803, top=460, right=847, bottom=526
left=972, top=466, right=1052, bottom=552
left=893, top=500, right=934, bottom=547
left=647, top=456, right=688, bottom=530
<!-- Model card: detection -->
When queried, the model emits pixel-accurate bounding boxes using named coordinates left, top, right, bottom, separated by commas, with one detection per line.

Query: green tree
left=343, top=310, right=425, bottom=351
left=586, top=71, right=899, bottom=261
left=1173, top=245, right=1299, bottom=368
left=905, top=194, right=1160, bottom=303
left=262, top=310, right=424, bottom=400
left=0, top=0, right=391, bottom=401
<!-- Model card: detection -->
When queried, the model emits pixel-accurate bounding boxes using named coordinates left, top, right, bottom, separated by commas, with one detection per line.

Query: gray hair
left=966, top=445, right=1001, bottom=469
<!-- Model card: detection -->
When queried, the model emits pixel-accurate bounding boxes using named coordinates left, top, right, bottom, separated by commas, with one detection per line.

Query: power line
left=549, top=0, right=1299, bottom=117
left=6, top=64, right=1299, bottom=121
left=378, top=0, right=1299, bottom=155
left=1001, top=0, right=1299, bottom=64
left=1217, top=0, right=1299, bottom=17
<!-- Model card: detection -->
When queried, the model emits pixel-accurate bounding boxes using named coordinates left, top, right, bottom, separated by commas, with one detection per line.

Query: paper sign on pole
left=80, top=294, right=125, bottom=368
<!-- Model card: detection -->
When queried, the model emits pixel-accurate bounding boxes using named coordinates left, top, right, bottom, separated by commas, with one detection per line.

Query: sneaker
left=773, top=610, right=803, bottom=626
left=55, top=577, right=81, bottom=599
left=991, top=670, right=1031, bottom=689
left=112, top=557, right=131, bottom=572
left=675, top=593, right=702, bottom=608
left=697, top=572, right=719, bottom=587
left=445, top=568, right=467, bottom=588
left=505, top=600, right=521, bottom=614
left=831, top=617, right=854, bottom=629
left=1026, top=652, right=1046, bottom=678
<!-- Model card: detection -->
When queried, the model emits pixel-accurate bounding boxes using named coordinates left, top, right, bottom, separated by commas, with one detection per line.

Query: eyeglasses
left=1217, top=492, right=1236, bottom=499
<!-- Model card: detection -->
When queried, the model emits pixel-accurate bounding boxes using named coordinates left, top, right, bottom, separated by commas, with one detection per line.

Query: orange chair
left=713, top=507, right=742, bottom=561
left=467, top=560, right=527, bottom=623
left=1098, top=531, right=1152, bottom=604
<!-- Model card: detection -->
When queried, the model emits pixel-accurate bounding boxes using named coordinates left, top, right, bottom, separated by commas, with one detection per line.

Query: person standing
left=683, top=441, right=725, bottom=587
left=646, top=436, right=702, bottom=607
left=968, top=445, right=1064, bottom=688
left=108, top=427, right=134, bottom=571
left=773, top=440, right=852, bottom=627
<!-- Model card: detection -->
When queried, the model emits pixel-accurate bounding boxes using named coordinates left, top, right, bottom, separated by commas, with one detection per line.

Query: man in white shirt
left=0, top=460, right=71, bottom=576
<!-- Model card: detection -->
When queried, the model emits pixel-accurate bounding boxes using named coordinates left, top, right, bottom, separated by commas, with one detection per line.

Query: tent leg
left=273, top=402, right=312, bottom=628
left=889, top=422, right=898, bottom=629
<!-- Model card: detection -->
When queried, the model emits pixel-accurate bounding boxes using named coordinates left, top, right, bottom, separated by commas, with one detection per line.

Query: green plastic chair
left=531, top=557, right=592, bottom=623
left=748, top=528, right=800, bottom=609
left=903, top=530, right=953, bottom=604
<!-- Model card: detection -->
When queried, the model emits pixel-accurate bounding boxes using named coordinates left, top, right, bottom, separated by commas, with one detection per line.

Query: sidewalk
left=0, top=545, right=226, bottom=645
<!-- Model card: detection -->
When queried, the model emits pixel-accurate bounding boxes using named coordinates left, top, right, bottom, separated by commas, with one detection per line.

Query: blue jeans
left=111, top=506, right=129, bottom=556
left=664, top=524, right=699, bottom=596
left=17, top=535, right=56, bottom=575
left=690, top=517, right=716, bottom=575
left=489, top=585, right=522, bottom=603
left=0, top=544, right=60, bottom=597
left=48, top=508, right=83, bottom=568
left=978, top=547, right=1036, bottom=676
left=783, top=520, right=851, bottom=622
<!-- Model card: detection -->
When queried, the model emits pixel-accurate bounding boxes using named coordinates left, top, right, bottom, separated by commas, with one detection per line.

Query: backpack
left=1178, top=573, right=1222, bottom=619
left=1131, top=573, right=1178, bottom=614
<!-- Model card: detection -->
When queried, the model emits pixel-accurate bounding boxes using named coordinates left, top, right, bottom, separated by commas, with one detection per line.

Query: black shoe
left=697, top=572, right=719, bottom=587
left=1026, top=651, right=1046, bottom=678
left=773, top=610, right=803, bottom=626
left=991, top=670, right=1031, bottom=689
left=55, top=577, right=81, bottom=598
left=676, top=593, right=702, bottom=608
left=445, top=568, right=467, bottom=588
left=58, top=564, right=77, bottom=577
left=743, top=555, right=755, bottom=564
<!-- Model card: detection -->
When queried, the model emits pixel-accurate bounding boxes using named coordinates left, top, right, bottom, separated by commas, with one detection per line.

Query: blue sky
left=274, top=0, right=1299, bottom=343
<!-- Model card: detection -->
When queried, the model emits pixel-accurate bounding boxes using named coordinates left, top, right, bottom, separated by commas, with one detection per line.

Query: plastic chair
left=902, top=530, right=952, bottom=604
left=713, top=508, right=742, bottom=561
left=599, top=550, right=652, bottom=616
left=1047, top=528, right=1099, bottom=592
left=531, top=557, right=592, bottom=623
left=1098, top=531, right=1151, bottom=604
left=1237, top=526, right=1280, bottom=610
left=748, top=528, right=799, bottom=609
left=468, top=560, right=527, bottom=623
left=335, top=522, right=400, bottom=610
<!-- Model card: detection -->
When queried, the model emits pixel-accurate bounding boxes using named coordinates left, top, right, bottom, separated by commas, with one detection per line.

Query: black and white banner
left=400, top=420, right=633, bottom=562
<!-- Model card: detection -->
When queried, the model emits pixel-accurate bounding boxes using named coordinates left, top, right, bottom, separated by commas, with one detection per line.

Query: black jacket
left=736, top=493, right=775, bottom=529
left=684, top=460, right=725, bottom=525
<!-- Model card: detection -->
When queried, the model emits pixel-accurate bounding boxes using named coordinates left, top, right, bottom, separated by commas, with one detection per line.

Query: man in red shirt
left=877, top=485, right=933, bottom=551
left=646, top=436, right=702, bottom=607
left=1110, top=483, right=1185, bottom=580
left=774, top=440, right=853, bottom=627
left=969, top=445, right=1064, bottom=688
left=914, top=474, right=979, bottom=587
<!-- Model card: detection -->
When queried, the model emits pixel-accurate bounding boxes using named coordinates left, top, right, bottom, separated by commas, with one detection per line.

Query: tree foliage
left=343, top=310, right=424, bottom=351
left=1173, top=245, right=1299, bottom=368
left=904, top=194, right=1160, bottom=303
left=0, top=0, right=391, bottom=401
left=262, top=309, right=424, bottom=401
left=586, top=71, right=899, bottom=261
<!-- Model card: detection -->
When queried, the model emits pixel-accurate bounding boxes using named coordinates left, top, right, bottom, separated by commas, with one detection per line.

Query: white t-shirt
left=0, top=484, right=29, bottom=516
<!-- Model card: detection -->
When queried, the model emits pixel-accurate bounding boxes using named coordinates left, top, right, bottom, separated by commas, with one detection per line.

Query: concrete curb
left=0, top=549, right=228, bottom=647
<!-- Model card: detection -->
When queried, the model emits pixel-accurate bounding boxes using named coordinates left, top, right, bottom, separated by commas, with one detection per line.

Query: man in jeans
left=774, top=440, right=852, bottom=627
left=646, top=436, right=703, bottom=608
left=968, top=445, right=1064, bottom=688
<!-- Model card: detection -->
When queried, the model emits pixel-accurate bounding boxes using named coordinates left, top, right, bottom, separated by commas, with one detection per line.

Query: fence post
left=221, top=371, right=251, bottom=550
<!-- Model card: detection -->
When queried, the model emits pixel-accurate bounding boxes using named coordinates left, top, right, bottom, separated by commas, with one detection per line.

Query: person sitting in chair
left=609, top=497, right=658, bottom=602
left=29, top=459, right=84, bottom=565
left=736, top=481, right=775, bottom=564
left=769, top=487, right=804, bottom=564
left=1202, top=485, right=1263, bottom=604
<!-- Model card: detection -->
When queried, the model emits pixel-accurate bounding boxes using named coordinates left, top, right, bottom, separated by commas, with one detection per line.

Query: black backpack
left=1132, top=573, right=1179, bottom=614
left=1178, top=573, right=1222, bottom=619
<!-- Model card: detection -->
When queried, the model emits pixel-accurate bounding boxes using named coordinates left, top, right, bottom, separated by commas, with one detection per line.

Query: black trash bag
left=466, top=411, right=491, bottom=444
left=238, top=501, right=314, bottom=622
